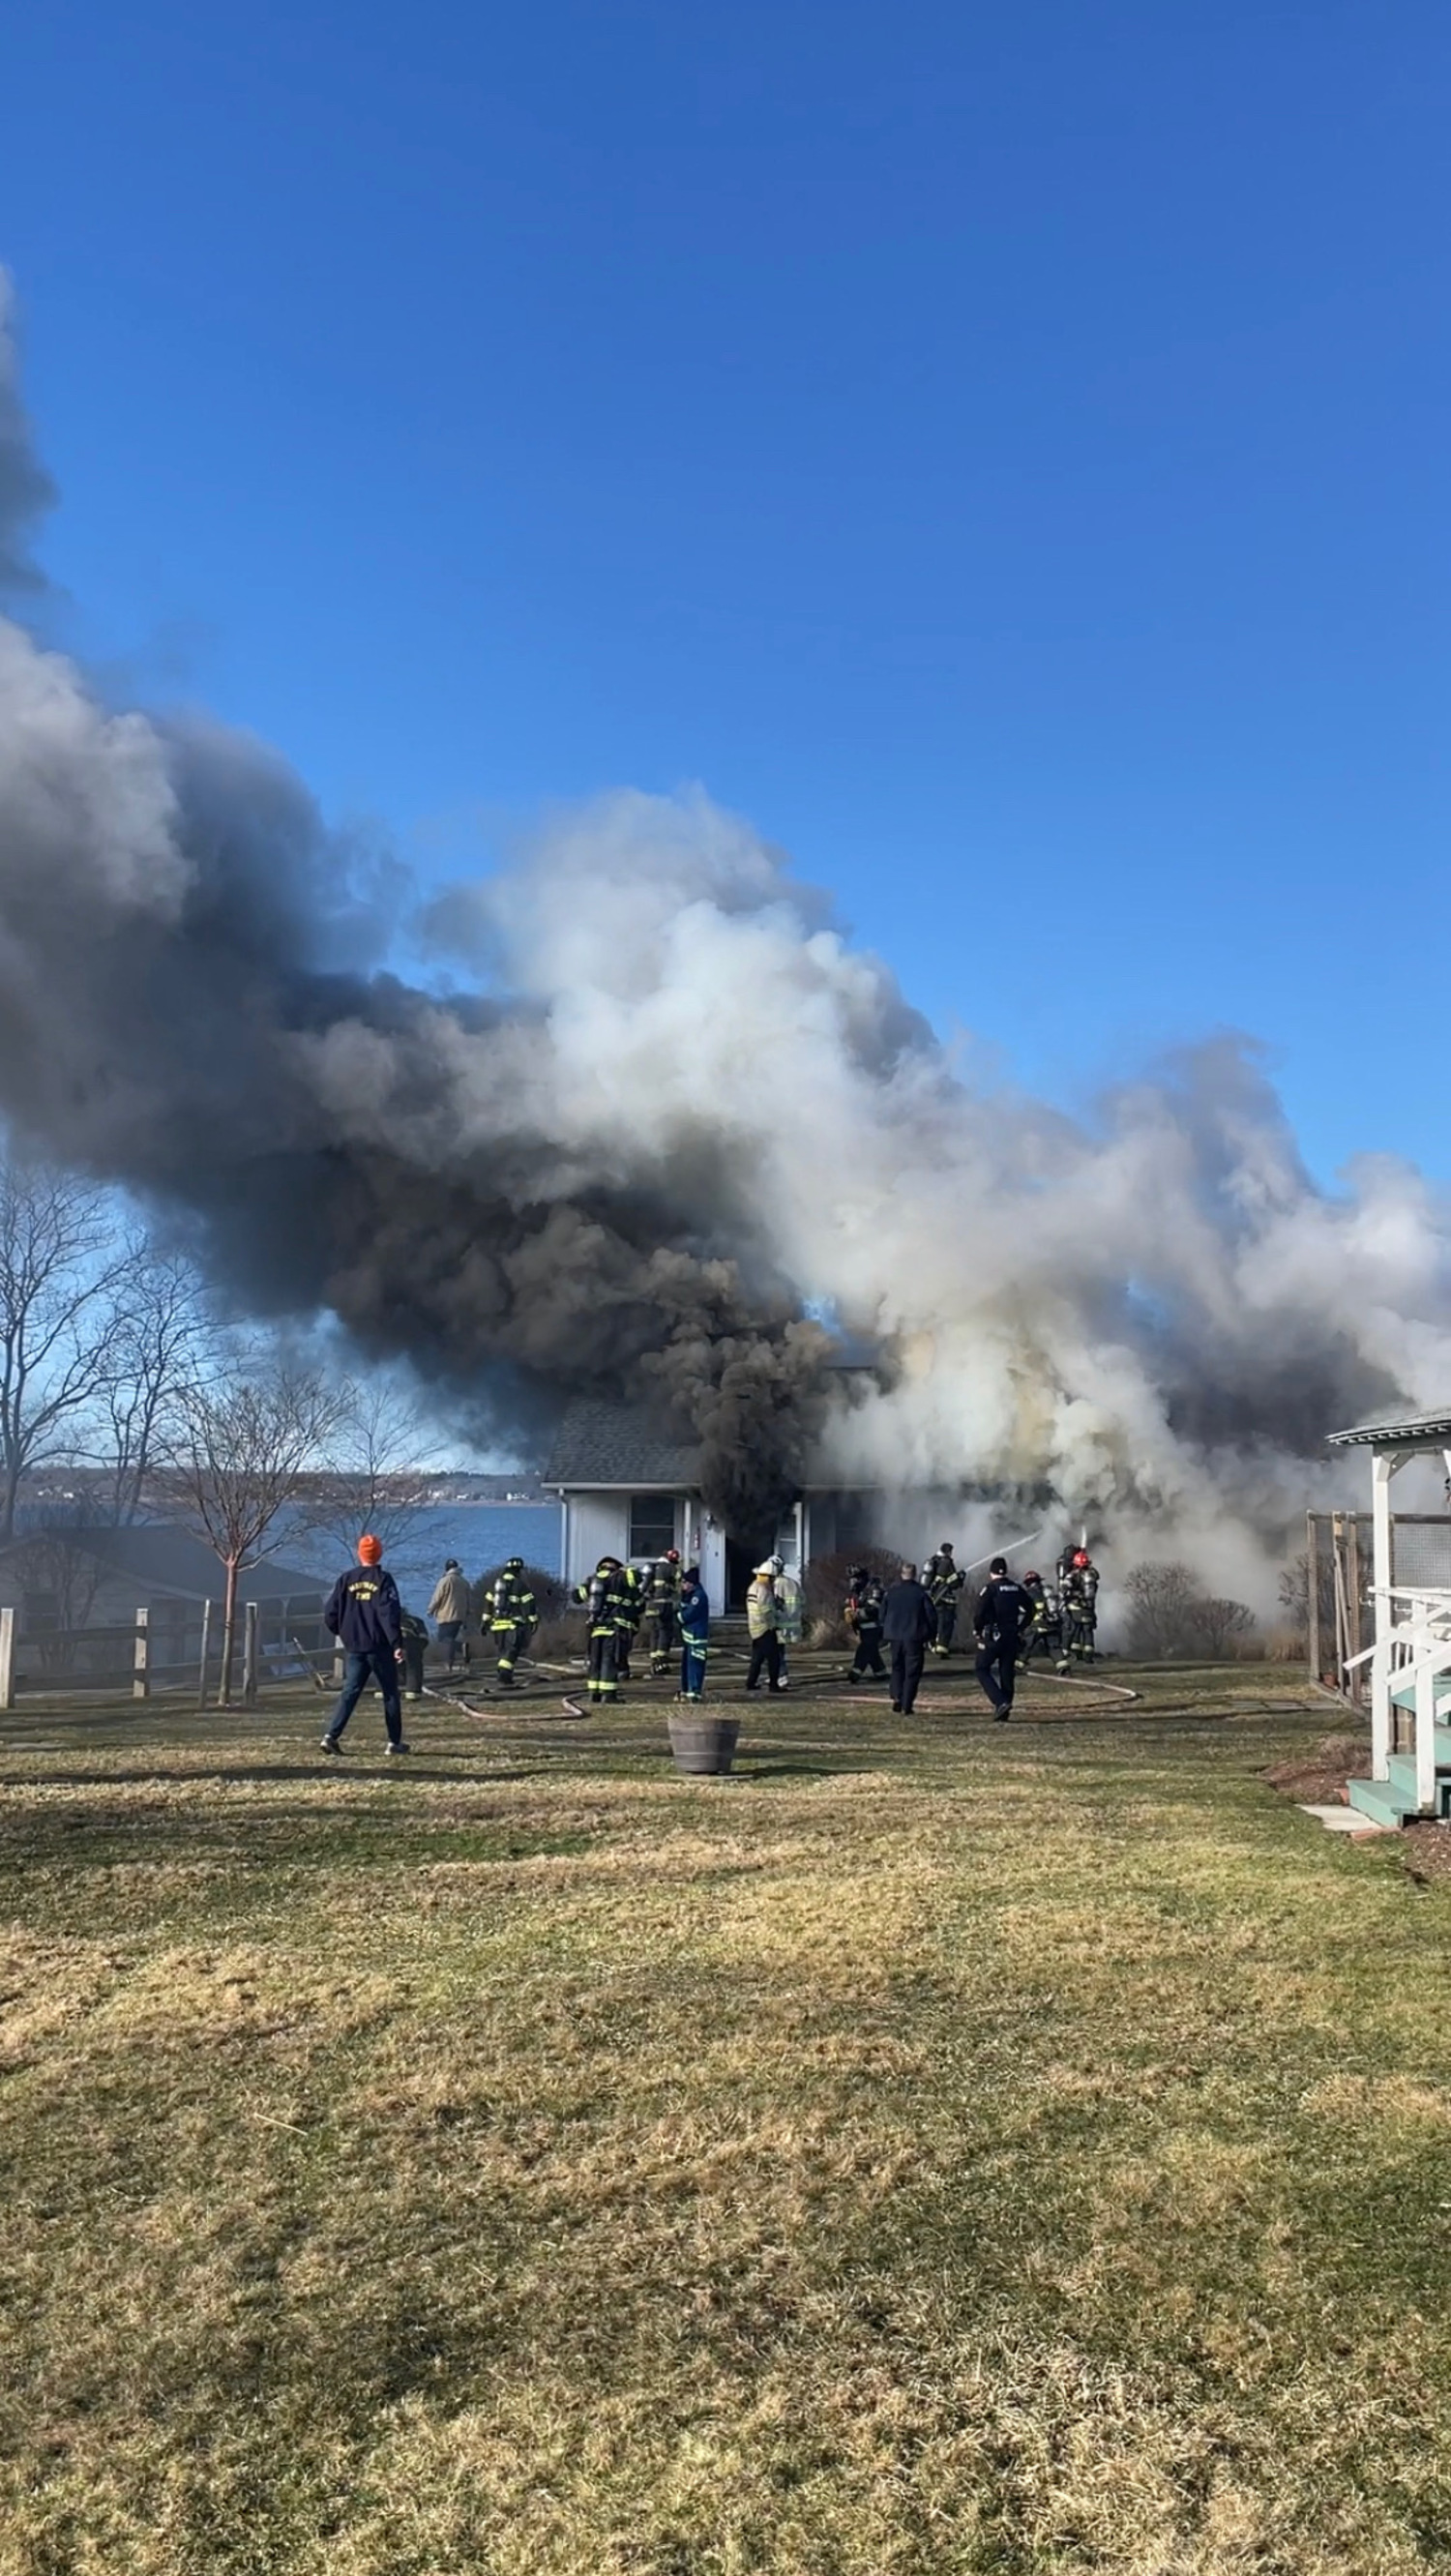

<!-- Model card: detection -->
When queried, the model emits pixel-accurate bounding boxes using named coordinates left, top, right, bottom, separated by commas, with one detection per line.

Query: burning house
left=544, top=1396, right=884, bottom=1611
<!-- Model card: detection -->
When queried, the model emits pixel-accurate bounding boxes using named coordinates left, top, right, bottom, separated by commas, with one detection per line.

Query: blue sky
left=2, top=0, right=1447, bottom=1180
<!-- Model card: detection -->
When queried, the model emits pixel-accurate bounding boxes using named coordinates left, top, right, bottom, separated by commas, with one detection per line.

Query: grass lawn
left=0, top=1651, right=1447, bottom=2572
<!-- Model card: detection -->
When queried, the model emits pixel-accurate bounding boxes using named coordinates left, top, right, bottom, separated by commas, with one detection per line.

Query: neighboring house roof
left=543, top=1400, right=703, bottom=1490
left=0, top=1523, right=326, bottom=1603
left=1327, top=1409, right=1451, bottom=1449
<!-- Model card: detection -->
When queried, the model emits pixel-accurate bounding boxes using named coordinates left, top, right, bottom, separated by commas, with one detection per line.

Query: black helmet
left=505, top=1555, right=524, bottom=1573
left=848, top=1563, right=867, bottom=1583
left=444, top=1556, right=460, bottom=1570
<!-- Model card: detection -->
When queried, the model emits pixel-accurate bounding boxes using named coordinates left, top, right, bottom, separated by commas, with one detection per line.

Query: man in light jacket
left=745, top=1563, right=787, bottom=1694
left=880, top=1562, right=933, bottom=1715
left=427, top=1558, right=472, bottom=1671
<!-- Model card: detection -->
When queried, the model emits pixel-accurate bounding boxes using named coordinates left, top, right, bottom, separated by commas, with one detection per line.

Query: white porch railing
left=1346, top=1584, right=1451, bottom=1813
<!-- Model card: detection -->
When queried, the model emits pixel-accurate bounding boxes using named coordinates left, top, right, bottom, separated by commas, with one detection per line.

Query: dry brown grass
left=0, top=1656, right=1442, bottom=2570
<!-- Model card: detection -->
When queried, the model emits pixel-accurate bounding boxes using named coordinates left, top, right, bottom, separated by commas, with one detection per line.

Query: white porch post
left=1370, top=1447, right=1401, bottom=1781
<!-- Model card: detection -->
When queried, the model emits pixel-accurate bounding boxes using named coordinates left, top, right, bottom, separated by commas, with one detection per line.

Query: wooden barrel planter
left=667, top=1712, right=741, bottom=1776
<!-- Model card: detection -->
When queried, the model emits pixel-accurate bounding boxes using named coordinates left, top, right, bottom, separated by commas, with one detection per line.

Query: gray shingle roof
left=1327, top=1409, right=1451, bottom=1448
left=543, top=1400, right=702, bottom=1489
left=0, top=1524, right=326, bottom=1601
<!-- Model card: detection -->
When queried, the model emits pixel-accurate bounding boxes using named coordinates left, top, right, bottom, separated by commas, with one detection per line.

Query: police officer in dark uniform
left=973, top=1556, right=1035, bottom=1721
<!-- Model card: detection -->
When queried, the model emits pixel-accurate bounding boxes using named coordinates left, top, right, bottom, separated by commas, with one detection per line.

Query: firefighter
left=924, top=1542, right=966, bottom=1655
left=844, top=1564, right=886, bottom=1681
left=1059, top=1549, right=1099, bottom=1666
left=615, top=1560, right=646, bottom=1681
left=573, top=1555, right=629, bottom=1706
left=646, top=1549, right=682, bottom=1673
left=745, top=1562, right=786, bottom=1692
left=400, top=1606, right=429, bottom=1701
left=771, top=1554, right=803, bottom=1689
left=484, top=1556, right=537, bottom=1687
left=678, top=1563, right=710, bottom=1702
left=1017, top=1569, right=1058, bottom=1671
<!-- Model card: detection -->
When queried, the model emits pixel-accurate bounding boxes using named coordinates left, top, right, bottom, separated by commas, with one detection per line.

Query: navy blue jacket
left=974, top=1575, right=1035, bottom=1648
left=325, top=1565, right=403, bottom=1653
left=881, top=1579, right=933, bottom=1645
left=678, top=1577, right=709, bottom=1643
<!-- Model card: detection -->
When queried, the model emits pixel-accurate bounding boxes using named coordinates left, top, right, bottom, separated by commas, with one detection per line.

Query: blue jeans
left=328, top=1647, right=402, bottom=1745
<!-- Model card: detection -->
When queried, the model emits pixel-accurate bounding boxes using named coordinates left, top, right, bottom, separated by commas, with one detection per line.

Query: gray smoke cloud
left=0, top=276, right=56, bottom=592
left=0, top=274, right=1446, bottom=1589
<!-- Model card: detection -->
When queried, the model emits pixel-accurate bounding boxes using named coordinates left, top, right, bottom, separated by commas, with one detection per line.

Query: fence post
left=1347, top=1514, right=1364, bottom=1707
left=133, top=1605, right=150, bottom=1702
left=243, top=1600, right=259, bottom=1706
left=196, top=1600, right=213, bottom=1710
left=1306, top=1511, right=1321, bottom=1686
left=0, top=1606, right=15, bottom=1711
left=332, top=1639, right=344, bottom=1685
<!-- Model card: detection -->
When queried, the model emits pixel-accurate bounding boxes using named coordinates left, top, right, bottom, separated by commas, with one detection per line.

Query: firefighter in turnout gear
left=615, top=1561, right=646, bottom=1681
left=1059, top=1549, right=1099, bottom=1666
left=574, top=1556, right=631, bottom=1705
left=771, top=1554, right=803, bottom=1688
left=400, top=1608, right=429, bottom=1700
left=1017, top=1570, right=1058, bottom=1671
left=484, top=1556, right=536, bottom=1687
left=924, top=1543, right=966, bottom=1654
left=844, top=1565, right=886, bottom=1681
left=646, top=1549, right=682, bottom=1673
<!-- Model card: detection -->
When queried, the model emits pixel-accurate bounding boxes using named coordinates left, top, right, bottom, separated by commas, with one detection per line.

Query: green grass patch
left=0, top=1658, right=1445, bottom=2571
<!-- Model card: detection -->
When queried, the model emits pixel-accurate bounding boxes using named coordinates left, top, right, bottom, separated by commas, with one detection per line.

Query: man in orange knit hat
left=320, top=1533, right=408, bottom=1756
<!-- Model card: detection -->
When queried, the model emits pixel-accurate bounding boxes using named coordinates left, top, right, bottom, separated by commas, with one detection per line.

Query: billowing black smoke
left=0, top=315, right=840, bottom=1526
left=3, top=270, right=1451, bottom=1609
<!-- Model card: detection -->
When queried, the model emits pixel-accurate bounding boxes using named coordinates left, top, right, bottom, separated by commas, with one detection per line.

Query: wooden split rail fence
left=0, top=1602, right=335, bottom=1708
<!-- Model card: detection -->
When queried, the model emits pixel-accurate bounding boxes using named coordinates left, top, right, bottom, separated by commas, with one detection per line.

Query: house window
left=629, top=1495, right=677, bottom=1558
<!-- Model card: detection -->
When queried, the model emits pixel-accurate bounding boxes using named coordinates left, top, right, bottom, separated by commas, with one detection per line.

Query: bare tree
left=1187, top=1594, right=1258, bottom=1657
left=99, top=1247, right=214, bottom=1525
left=158, top=1358, right=341, bottom=1705
left=313, top=1377, right=440, bottom=1567
left=1122, top=1561, right=1201, bottom=1657
left=0, top=1162, right=131, bottom=1541
left=5, top=1516, right=106, bottom=1672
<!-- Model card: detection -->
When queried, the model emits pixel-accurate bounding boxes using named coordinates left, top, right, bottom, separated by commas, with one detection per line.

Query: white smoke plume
left=0, top=275, right=1444, bottom=1595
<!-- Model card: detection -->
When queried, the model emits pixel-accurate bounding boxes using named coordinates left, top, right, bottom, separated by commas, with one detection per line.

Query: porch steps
left=1390, top=1673, right=1451, bottom=1717
left=1347, top=1749, right=1451, bottom=1829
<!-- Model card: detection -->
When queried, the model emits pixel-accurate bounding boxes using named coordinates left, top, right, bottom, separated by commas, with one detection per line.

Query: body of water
left=284, top=1503, right=564, bottom=1608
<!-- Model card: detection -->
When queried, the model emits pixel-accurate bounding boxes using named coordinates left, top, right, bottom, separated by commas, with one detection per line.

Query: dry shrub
left=1124, top=1559, right=1259, bottom=1660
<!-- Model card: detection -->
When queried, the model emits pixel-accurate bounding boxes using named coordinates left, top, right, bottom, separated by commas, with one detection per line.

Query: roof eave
left=1327, top=1415, right=1451, bottom=1448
